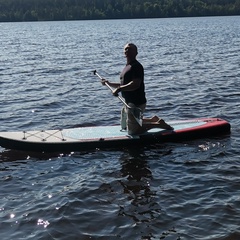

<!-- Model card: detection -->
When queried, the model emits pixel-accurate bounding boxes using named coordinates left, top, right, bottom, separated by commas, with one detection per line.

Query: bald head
left=124, top=43, right=138, bottom=62
left=124, top=43, right=138, bottom=55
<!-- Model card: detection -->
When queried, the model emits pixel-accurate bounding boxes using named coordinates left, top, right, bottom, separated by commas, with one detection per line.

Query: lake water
left=0, top=16, right=240, bottom=239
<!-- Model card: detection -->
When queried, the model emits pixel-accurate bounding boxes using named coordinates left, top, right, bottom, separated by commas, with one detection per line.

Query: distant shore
left=0, top=0, right=239, bottom=22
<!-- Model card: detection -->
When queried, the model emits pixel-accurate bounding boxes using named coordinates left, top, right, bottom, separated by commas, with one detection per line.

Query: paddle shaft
left=93, top=70, right=142, bottom=126
left=93, top=71, right=131, bottom=109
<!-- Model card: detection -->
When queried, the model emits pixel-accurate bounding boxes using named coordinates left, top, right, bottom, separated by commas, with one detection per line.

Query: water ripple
left=0, top=17, right=240, bottom=239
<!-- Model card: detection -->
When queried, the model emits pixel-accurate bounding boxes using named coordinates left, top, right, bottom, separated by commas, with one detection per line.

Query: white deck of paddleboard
left=0, top=120, right=206, bottom=143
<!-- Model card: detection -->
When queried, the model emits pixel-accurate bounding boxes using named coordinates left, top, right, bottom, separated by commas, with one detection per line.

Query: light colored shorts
left=121, top=103, right=146, bottom=135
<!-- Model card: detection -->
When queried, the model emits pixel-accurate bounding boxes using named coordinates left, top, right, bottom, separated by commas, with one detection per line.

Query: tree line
left=0, top=0, right=239, bottom=22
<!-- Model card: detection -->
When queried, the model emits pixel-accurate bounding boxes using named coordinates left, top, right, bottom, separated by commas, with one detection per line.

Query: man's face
left=124, top=44, right=137, bottom=59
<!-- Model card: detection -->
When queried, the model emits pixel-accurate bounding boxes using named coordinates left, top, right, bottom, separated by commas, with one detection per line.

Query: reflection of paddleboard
left=0, top=118, right=230, bottom=152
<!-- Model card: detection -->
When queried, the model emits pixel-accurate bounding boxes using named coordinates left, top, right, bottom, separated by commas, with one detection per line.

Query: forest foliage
left=0, top=0, right=239, bottom=22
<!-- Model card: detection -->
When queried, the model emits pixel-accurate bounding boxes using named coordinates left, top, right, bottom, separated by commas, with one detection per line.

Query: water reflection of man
left=118, top=149, right=155, bottom=216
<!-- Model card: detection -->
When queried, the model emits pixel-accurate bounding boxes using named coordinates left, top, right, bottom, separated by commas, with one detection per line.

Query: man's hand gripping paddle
left=93, top=70, right=142, bottom=127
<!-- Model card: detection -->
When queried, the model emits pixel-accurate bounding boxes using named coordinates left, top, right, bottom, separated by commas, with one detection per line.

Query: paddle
left=93, top=70, right=142, bottom=126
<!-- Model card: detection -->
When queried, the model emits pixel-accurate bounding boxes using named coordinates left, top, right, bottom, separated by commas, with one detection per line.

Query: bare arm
left=101, top=79, right=120, bottom=88
left=119, top=78, right=141, bottom=91
left=112, top=77, right=141, bottom=96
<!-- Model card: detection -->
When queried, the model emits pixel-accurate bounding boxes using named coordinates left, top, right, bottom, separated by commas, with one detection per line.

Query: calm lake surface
left=0, top=16, right=240, bottom=239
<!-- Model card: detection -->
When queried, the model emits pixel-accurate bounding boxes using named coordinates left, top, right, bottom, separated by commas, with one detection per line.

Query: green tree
left=0, top=0, right=239, bottom=22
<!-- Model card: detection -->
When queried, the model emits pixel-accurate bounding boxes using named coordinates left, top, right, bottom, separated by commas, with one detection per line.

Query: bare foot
left=151, top=115, right=160, bottom=122
left=157, top=119, right=174, bottom=130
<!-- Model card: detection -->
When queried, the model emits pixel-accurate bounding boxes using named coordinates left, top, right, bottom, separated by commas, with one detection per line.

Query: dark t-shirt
left=120, top=60, right=147, bottom=105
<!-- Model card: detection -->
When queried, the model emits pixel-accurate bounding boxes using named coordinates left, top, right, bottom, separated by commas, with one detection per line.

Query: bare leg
left=130, top=117, right=173, bottom=135
left=125, top=103, right=173, bottom=135
left=142, top=116, right=173, bottom=130
left=142, top=115, right=160, bottom=123
left=142, top=120, right=173, bottom=130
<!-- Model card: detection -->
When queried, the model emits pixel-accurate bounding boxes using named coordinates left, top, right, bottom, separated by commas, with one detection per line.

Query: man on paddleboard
left=102, top=43, right=173, bottom=134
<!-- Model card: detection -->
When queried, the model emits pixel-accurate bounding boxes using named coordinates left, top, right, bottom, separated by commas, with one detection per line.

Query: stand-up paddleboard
left=0, top=118, right=230, bottom=152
